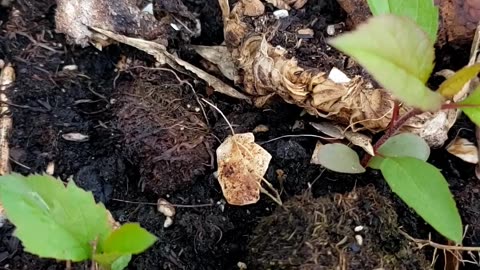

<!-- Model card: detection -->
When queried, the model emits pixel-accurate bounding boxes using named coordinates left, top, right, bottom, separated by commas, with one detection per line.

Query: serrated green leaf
left=329, top=15, right=444, bottom=111
left=379, top=157, right=462, bottom=243
left=459, top=87, right=480, bottom=126
left=314, top=143, right=365, bottom=173
left=102, top=223, right=157, bottom=255
left=0, top=174, right=112, bottom=261
left=438, top=64, right=480, bottom=98
left=367, top=0, right=439, bottom=42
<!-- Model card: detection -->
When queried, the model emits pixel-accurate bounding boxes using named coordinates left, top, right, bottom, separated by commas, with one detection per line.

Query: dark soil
left=0, top=0, right=479, bottom=270
left=249, top=186, right=431, bottom=270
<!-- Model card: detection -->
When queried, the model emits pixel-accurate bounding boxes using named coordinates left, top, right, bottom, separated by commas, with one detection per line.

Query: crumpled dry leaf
left=446, top=137, right=479, bottom=164
left=242, top=0, right=265, bottom=16
left=191, top=45, right=238, bottom=81
left=216, top=133, right=272, bottom=205
left=310, top=141, right=323, bottom=165
left=55, top=0, right=171, bottom=48
left=215, top=0, right=456, bottom=148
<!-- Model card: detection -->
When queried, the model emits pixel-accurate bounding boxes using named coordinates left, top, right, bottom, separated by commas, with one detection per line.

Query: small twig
left=201, top=98, right=235, bottom=135
left=259, top=134, right=334, bottom=145
left=400, top=229, right=480, bottom=252
left=111, top=198, right=214, bottom=208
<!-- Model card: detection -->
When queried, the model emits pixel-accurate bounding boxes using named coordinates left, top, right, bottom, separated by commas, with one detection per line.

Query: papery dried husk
left=219, top=0, right=455, bottom=147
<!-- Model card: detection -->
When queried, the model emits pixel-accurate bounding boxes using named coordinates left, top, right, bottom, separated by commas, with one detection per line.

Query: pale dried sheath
left=0, top=63, right=13, bottom=176
left=0, top=63, right=14, bottom=226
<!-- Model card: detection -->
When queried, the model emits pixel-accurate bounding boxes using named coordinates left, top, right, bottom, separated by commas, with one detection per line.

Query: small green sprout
left=314, top=0, right=480, bottom=244
left=0, top=173, right=157, bottom=270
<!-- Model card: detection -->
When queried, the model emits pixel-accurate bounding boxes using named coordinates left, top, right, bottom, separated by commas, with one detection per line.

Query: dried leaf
left=191, top=45, right=238, bottom=81
left=265, top=0, right=291, bottom=10
left=242, top=0, right=265, bottom=16
left=310, top=122, right=344, bottom=139
left=446, top=137, right=478, bottom=164
left=344, top=130, right=374, bottom=156
left=216, top=133, right=272, bottom=205
left=310, top=141, right=324, bottom=165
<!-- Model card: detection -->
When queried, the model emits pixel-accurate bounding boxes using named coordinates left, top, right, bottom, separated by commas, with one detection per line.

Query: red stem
left=361, top=109, right=421, bottom=167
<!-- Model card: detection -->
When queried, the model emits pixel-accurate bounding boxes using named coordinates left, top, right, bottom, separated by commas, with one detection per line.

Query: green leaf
left=94, top=253, right=131, bottom=270
left=314, top=143, right=365, bottom=174
left=102, top=223, right=157, bottom=254
left=369, top=133, right=430, bottom=169
left=378, top=133, right=430, bottom=160
left=438, top=64, right=480, bottom=98
left=329, top=15, right=444, bottom=111
left=367, top=155, right=385, bottom=170
left=111, top=255, right=132, bottom=270
left=0, top=174, right=112, bottom=261
left=379, top=157, right=463, bottom=243
left=459, top=87, right=480, bottom=126
left=366, top=0, right=439, bottom=42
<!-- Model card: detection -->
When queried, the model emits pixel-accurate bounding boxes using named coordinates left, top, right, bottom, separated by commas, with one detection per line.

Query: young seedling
left=0, top=173, right=157, bottom=270
left=314, top=0, right=480, bottom=244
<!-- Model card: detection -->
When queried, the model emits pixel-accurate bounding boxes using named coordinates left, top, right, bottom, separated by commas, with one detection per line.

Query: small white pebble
left=194, top=107, right=200, bottom=112
left=237, top=261, right=247, bottom=269
left=273, top=9, right=289, bottom=19
left=354, top=225, right=364, bottom=232
left=157, top=198, right=176, bottom=217
left=326, top=25, right=336, bottom=36
left=62, top=65, right=78, bottom=71
left=163, top=217, right=174, bottom=228
left=46, top=161, right=55, bottom=175
left=355, top=234, right=363, bottom=246
left=170, top=23, right=181, bottom=31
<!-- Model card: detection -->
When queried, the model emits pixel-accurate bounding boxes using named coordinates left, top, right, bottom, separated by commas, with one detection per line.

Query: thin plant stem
left=361, top=109, right=421, bottom=166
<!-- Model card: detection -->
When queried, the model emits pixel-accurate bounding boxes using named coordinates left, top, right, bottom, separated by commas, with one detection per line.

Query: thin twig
left=111, top=198, right=214, bottom=208
left=400, top=229, right=480, bottom=252
left=259, top=134, right=334, bottom=145
left=201, top=98, right=235, bottom=135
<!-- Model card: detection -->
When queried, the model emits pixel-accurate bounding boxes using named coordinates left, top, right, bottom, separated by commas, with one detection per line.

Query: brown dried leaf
left=242, top=0, right=265, bottom=16
left=310, top=141, right=324, bottom=165
left=265, top=0, right=291, bottom=10
left=344, top=130, right=374, bottom=156
left=446, top=137, right=478, bottom=164
left=191, top=45, right=238, bottom=81
left=216, top=133, right=271, bottom=205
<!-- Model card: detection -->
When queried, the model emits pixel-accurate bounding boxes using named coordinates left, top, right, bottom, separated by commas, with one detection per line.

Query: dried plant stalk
left=218, top=0, right=456, bottom=147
